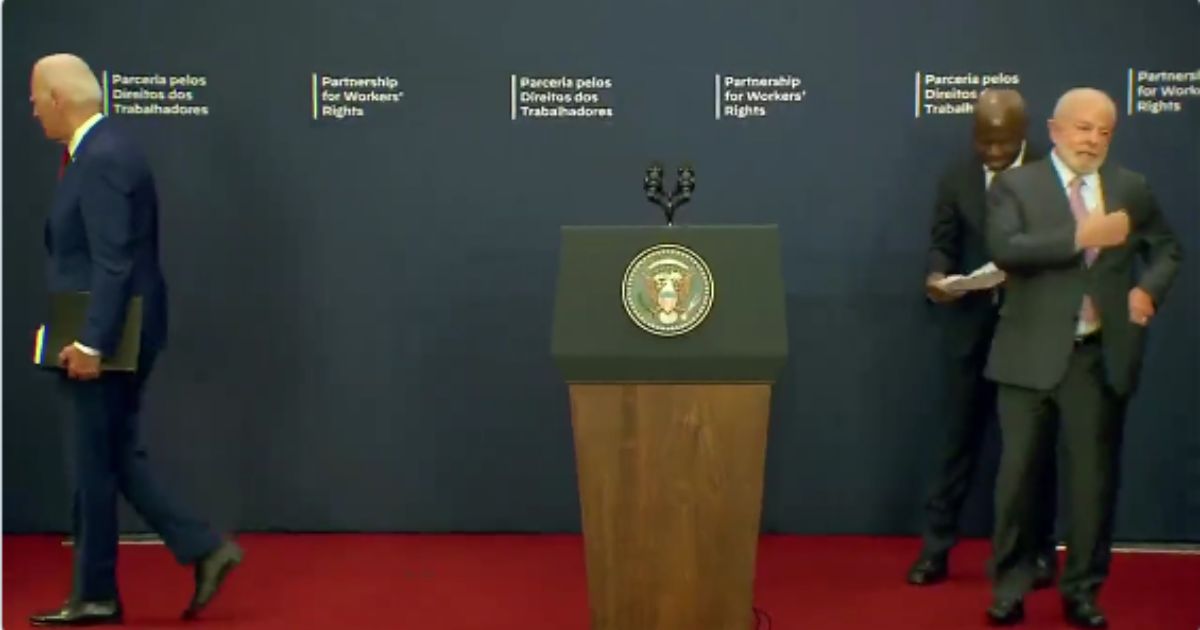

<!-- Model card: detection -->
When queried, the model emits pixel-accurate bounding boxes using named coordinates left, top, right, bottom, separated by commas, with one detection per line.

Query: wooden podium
left=552, top=226, right=788, bottom=630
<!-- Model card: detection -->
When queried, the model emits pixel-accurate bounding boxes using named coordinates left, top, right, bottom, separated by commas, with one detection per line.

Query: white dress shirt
left=1049, top=150, right=1104, bottom=337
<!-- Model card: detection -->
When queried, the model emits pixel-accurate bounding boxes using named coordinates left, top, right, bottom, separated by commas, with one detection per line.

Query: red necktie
left=57, top=148, right=70, bottom=180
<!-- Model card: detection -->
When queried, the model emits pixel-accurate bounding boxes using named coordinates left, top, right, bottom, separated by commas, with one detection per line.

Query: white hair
left=35, top=53, right=102, bottom=108
left=1052, top=87, right=1117, bottom=120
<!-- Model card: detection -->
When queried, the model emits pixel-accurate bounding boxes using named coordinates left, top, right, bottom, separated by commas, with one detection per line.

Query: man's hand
left=1076, top=210, right=1130, bottom=250
left=58, top=344, right=101, bottom=380
left=1129, top=287, right=1155, bottom=327
left=925, top=272, right=965, bottom=304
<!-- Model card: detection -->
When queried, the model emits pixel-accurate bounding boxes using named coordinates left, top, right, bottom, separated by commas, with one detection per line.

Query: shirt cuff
left=73, top=341, right=100, bottom=356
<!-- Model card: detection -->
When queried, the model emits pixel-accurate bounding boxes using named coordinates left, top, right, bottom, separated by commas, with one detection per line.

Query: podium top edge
left=559, top=224, right=780, bottom=231
left=564, top=379, right=778, bottom=385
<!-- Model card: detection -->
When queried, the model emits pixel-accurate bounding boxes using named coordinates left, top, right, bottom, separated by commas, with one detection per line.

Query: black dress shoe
left=182, top=539, right=244, bottom=619
left=1062, top=596, right=1107, bottom=628
left=986, top=598, right=1025, bottom=626
left=29, top=600, right=122, bottom=626
left=906, top=555, right=948, bottom=585
left=1033, top=553, right=1057, bottom=590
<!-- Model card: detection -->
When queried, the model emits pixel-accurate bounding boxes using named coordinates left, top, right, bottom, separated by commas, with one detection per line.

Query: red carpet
left=4, top=534, right=1199, bottom=629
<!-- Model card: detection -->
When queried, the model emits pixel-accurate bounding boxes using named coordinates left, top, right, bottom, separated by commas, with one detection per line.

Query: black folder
left=33, top=293, right=142, bottom=372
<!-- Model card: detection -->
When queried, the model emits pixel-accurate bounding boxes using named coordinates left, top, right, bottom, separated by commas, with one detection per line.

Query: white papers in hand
left=935, top=262, right=1006, bottom=291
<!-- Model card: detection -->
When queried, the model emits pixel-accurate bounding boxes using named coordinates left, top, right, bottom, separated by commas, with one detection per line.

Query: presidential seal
left=622, top=243, right=715, bottom=337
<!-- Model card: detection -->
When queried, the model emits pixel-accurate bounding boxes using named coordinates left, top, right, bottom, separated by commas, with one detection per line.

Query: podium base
left=569, top=383, right=771, bottom=630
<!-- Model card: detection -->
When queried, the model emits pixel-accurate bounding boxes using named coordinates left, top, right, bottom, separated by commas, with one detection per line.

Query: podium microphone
left=643, top=161, right=696, bottom=226
left=673, top=164, right=695, bottom=206
left=644, top=162, right=669, bottom=223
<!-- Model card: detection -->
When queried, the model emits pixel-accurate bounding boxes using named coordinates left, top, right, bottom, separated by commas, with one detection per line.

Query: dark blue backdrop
left=4, top=0, right=1198, bottom=540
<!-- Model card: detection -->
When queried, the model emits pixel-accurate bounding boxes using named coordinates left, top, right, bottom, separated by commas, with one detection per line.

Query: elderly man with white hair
left=27, top=53, right=243, bottom=626
left=982, top=87, right=1182, bottom=627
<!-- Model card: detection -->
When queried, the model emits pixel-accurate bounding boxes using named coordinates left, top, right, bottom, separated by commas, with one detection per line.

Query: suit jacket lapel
left=1093, top=163, right=1126, bottom=267
left=1036, top=159, right=1075, bottom=227
left=962, top=159, right=987, bottom=231
left=45, top=143, right=88, bottom=253
left=1096, top=163, right=1123, bottom=214
left=45, top=118, right=105, bottom=253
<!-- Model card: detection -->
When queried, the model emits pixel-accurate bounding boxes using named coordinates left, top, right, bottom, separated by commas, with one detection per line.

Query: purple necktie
left=1069, top=177, right=1099, bottom=266
left=1068, top=176, right=1099, bottom=327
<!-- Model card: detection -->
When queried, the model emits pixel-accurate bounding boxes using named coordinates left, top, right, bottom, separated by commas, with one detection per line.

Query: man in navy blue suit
left=28, top=53, right=243, bottom=627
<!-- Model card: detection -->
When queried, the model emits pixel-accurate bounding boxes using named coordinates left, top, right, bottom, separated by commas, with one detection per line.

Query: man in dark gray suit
left=910, top=89, right=1058, bottom=588
left=982, top=87, right=1182, bottom=628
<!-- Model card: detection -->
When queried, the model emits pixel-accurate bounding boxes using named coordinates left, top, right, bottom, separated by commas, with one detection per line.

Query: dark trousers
left=991, top=338, right=1125, bottom=600
left=61, top=353, right=221, bottom=601
left=921, top=337, right=1058, bottom=560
